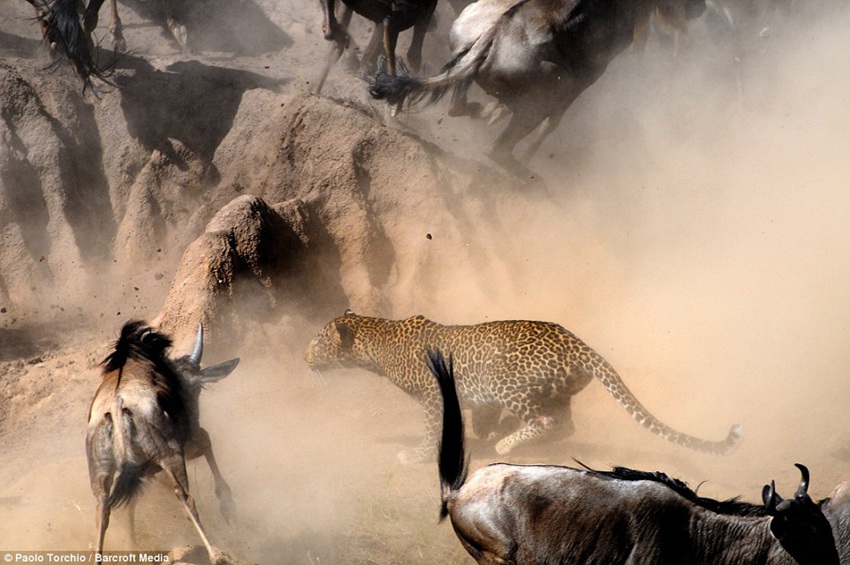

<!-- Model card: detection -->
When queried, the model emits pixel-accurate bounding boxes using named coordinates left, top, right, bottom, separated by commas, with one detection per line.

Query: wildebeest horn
left=190, top=322, right=204, bottom=365
left=763, top=480, right=783, bottom=513
left=794, top=463, right=810, bottom=499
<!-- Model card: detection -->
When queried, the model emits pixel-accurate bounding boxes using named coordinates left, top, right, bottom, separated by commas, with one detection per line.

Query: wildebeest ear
left=335, top=321, right=355, bottom=350
left=200, top=358, right=240, bottom=381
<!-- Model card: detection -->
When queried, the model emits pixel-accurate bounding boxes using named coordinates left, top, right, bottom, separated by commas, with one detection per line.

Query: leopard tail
left=590, top=353, right=742, bottom=454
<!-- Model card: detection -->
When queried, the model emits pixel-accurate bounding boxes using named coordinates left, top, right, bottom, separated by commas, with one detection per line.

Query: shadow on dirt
left=0, top=30, right=42, bottom=57
left=118, top=0, right=292, bottom=56
left=114, top=55, right=286, bottom=165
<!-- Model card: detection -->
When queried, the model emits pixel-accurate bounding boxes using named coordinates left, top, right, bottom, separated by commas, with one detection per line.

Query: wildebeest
left=427, top=349, right=843, bottom=565
left=369, top=0, right=707, bottom=178
left=86, top=321, right=239, bottom=564
left=313, top=0, right=439, bottom=95
left=26, top=0, right=187, bottom=89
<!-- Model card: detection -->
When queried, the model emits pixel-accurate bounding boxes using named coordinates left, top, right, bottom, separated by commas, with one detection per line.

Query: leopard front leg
left=398, top=386, right=442, bottom=464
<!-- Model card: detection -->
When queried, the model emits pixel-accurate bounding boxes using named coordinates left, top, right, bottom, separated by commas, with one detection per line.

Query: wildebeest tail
left=368, top=13, right=501, bottom=110
left=106, top=460, right=146, bottom=508
left=427, top=349, right=468, bottom=521
left=104, top=396, right=150, bottom=507
left=39, top=0, right=106, bottom=90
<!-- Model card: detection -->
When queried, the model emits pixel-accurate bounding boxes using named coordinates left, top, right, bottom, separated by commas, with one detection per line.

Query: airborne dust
left=1, top=0, right=850, bottom=564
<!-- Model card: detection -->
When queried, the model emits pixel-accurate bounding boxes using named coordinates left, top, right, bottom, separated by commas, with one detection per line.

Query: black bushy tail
left=106, top=461, right=146, bottom=508
left=426, top=349, right=468, bottom=521
left=368, top=7, right=504, bottom=112
left=40, top=0, right=106, bottom=90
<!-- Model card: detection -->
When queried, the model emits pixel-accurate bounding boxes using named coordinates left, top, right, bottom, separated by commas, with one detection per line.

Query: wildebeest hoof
left=112, top=34, right=127, bottom=53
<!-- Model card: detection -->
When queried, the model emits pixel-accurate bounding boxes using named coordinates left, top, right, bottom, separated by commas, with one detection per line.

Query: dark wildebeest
left=86, top=321, right=239, bottom=564
left=26, top=0, right=187, bottom=89
left=369, top=0, right=707, bottom=178
left=313, top=0, right=439, bottom=94
left=427, top=349, right=844, bottom=565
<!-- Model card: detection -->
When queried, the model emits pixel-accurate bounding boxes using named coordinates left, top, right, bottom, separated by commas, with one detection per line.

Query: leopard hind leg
left=542, top=395, right=577, bottom=442
left=471, top=404, right=502, bottom=441
left=494, top=417, right=552, bottom=455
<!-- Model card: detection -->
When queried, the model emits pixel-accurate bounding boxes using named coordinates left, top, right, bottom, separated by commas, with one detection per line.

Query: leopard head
left=304, top=310, right=362, bottom=369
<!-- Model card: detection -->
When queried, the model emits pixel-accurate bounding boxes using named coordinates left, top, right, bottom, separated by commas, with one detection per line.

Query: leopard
left=304, top=310, right=742, bottom=463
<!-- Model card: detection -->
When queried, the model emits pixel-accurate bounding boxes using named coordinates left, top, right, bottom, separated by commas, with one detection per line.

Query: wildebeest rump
left=428, top=349, right=843, bottom=565
left=313, top=0, right=438, bottom=95
left=86, top=321, right=239, bottom=564
left=369, top=0, right=707, bottom=179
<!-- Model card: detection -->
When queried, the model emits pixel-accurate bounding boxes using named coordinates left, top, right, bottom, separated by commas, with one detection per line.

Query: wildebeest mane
left=584, top=464, right=769, bottom=517
left=101, top=321, right=185, bottom=421
left=102, top=320, right=173, bottom=373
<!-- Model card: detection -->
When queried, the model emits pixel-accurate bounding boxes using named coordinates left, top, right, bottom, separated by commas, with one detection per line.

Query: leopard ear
left=335, top=321, right=355, bottom=351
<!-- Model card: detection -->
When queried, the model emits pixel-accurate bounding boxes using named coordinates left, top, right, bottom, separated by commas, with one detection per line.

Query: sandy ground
left=2, top=0, right=850, bottom=563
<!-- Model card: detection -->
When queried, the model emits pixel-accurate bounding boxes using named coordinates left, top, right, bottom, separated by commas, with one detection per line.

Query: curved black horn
left=763, top=479, right=787, bottom=514
left=794, top=463, right=810, bottom=499
left=763, top=480, right=777, bottom=512
left=190, top=322, right=204, bottom=365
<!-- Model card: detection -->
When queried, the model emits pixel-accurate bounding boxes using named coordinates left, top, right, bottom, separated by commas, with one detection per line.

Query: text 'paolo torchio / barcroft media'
left=2, top=553, right=170, bottom=563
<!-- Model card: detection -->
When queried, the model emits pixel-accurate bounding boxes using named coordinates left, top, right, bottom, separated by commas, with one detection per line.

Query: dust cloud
left=1, top=1, right=850, bottom=564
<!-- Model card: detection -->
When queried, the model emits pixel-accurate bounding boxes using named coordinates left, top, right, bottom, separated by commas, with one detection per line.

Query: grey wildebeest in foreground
left=26, top=0, right=187, bottom=89
left=368, top=0, right=707, bottom=179
left=304, top=312, right=741, bottom=464
left=86, top=321, right=239, bottom=564
left=313, top=0, right=440, bottom=94
left=427, top=349, right=845, bottom=565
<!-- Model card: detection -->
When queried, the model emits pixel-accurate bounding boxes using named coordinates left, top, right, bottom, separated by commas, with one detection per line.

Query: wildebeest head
left=762, top=464, right=840, bottom=565
left=170, top=323, right=240, bottom=404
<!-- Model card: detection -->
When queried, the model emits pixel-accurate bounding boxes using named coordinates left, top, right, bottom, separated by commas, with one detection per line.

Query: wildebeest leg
left=381, top=16, right=399, bottom=77
left=448, top=85, right=483, bottom=118
left=356, top=20, right=379, bottom=67
left=313, top=4, right=353, bottom=94
left=404, top=1, right=436, bottom=72
left=320, top=0, right=340, bottom=41
left=189, top=427, right=236, bottom=523
left=94, top=497, right=111, bottom=554
left=520, top=107, right=567, bottom=164
left=487, top=108, right=548, bottom=179
left=88, top=417, right=115, bottom=554
left=82, top=0, right=106, bottom=51
left=126, top=497, right=138, bottom=549
left=106, top=0, right=125, bottom=52
left=162, top=459, right=226, bottom=565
